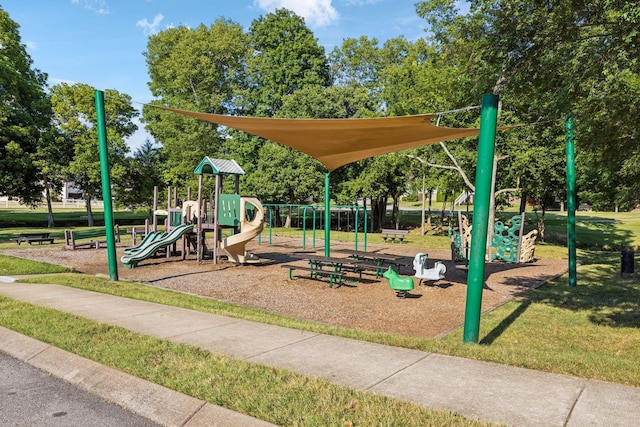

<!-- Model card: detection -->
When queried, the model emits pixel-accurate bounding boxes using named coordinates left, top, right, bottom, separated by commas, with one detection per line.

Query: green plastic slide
left=121, top=224, right=194, bottom=268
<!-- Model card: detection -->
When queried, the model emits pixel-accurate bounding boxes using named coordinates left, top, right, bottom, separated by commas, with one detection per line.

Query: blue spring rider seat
left=382, top=267, right=415, bottom=298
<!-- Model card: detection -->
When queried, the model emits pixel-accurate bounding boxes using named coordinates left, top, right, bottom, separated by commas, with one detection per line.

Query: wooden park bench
left=381, top=228, right=409, bottom=243
left=16, top=232, right=54, bottom=245
left=64, top=226, right=120, bottom=250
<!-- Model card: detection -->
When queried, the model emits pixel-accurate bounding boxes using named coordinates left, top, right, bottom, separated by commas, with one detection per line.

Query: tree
left=350, top=155, right=412, bottom=230
left=50, top=83, right=137, bottom=226
left=228, top=9, right=334, bottom=204
left=118, top=139, right=165, bottom=210
left=328, top=36, right=385, bottom=103
left=32, top=126, right=73, bottom=227
left=142, top=20, right=249, bottom=190
left=0, top=7, right=51, bottom=205
left=246, top=8, right=331, bottom=117
left=416, top=0, right=640, bottom=210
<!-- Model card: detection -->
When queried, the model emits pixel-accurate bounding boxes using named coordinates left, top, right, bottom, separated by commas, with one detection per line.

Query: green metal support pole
left=363, top=207, right=368, bottom=251
left=463, top=93, right=499, bottom=344
left=269, top=208, right=273, bottom=244
left=302, top=206, right=309, bottom=250
left=354, top=207, right=359, bottom=250
left=312, top=208, right=317, bottom=248
left=565, top=115, right=577, bottom=287
left=94, top=90, right=118, bottom=281
left=324, top=172, right=331, bottom=257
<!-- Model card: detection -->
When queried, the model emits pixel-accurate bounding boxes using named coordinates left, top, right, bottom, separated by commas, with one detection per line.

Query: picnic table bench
left=16, top=232, right=54, bottom=245
left=64, top=226, right=120, bottom=250
left=381, top=228, right=409, bottom=243
left=285, top=253, right=406, bottom=285
left=281, top=264, right=345, bottom=287
left=285, top=254, right=370, bottom=287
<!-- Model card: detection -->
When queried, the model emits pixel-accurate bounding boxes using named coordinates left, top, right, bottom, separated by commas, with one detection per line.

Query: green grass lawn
left=2, top=208, right=640, bottom=424
left=2, top=245, right=639, bottom=387
left=0, top=207, right=150, bottom=231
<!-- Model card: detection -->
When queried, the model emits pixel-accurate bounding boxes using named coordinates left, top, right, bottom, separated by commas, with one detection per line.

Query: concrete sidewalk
left=1, top=279, right=639, bottom=427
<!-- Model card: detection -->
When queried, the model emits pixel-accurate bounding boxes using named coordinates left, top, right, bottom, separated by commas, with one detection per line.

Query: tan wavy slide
left=220, top=197, right=264, bottom=264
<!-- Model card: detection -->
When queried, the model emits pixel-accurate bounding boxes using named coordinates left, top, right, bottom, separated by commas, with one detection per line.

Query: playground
left=2, top=239, right=567, bottom=338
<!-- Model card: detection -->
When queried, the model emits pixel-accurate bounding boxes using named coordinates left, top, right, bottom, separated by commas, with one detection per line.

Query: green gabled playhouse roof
left=193, top=157, right=245, bottom=175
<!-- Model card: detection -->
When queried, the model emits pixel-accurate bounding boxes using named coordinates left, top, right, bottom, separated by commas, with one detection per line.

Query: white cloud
left=254, top=0, right=339, bottom=27
left=71, top=0, right=110, bottom=15
left=25, top=41, right=37, bottom=50
left=48, top=77, right=78, bottom=86
left=136, top=14, right=164, bottom=35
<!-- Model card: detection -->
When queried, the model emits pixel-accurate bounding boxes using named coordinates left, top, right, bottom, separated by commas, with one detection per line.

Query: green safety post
left=463, top=93, right=499, bottom=344
left=269, top=207, right=273, bottom=244
left=363, top=207, right=368, bottom=251
left=312, top=207, right=317, bottom=248
left=324, top=172, right=331, bottom=257
left=94, top=90, right=119, bottom=281
left=355, top=207, right=359, bottom=250
left=302, top=206, right=308, bottom=249
left=565, top=115, right=577, bottom=287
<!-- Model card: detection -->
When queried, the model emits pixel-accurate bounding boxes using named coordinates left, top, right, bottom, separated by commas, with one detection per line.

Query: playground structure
left=449, top=212, right=538, bottom=264
left=98, top=93, right=577, bottom=345
left=193, top=157, right=264, bottom=265
left=120, top=157, right=264, bottom=268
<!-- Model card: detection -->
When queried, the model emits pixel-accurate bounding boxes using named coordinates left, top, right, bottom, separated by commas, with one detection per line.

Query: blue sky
left=2, top=0, right=466, bottom=149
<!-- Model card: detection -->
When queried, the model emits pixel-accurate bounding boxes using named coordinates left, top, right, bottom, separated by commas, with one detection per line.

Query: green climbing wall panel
left=491, top=215, right=523, bottom=263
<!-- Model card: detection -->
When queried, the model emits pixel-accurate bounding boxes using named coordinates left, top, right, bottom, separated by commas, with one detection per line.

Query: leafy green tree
left=0, top=7, right=51, bottom=205
left=32, top=126, right=73, bottom=227
left=228, top=10, right=334, bottom=206
left=416, top=0, right=640, bottom=210
left=142, top=20, right=249, bottom=189
left=246, top=8, right=331, bottom=117
left=50, top=83, right=137, bottom=225
left=328, top=36, right=384, bottom=103
left=118, top=139, right=165, bottom=210
left=350, top=155, right=412, bottom=229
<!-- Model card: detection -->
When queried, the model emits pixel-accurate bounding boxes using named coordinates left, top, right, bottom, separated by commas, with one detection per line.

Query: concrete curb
left=0, top=326, right=277, bottom=427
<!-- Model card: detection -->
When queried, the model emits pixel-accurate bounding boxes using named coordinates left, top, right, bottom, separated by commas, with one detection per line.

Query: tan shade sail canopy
left=150, top=105, right=482, bottom=171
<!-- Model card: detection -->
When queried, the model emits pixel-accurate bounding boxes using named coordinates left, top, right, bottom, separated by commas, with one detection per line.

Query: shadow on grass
left=526, top=259, right=640, bottom=328
left=542, top=214, right=636, bottom=249
left=480, top=300, right=532, bottom=345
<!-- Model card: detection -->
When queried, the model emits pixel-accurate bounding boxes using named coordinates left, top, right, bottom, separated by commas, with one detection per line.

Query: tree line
left=1, top=2, right=638, bottom=229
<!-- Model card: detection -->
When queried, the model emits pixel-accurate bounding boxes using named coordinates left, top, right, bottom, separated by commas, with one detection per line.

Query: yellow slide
left=220, top=197, right=264, bottom=264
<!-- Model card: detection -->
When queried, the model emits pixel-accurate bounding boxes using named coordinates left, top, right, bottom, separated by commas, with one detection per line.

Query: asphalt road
left=0, top=351, right=159, bottom=427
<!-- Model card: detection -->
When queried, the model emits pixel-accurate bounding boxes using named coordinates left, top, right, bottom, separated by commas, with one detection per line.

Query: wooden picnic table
left=16, top=232, right=54, bottom=245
